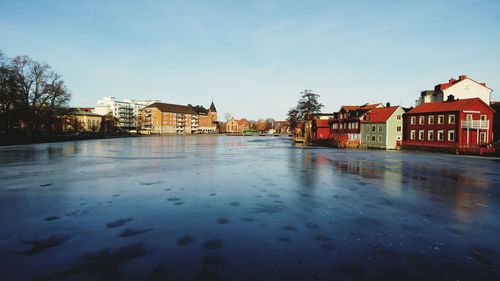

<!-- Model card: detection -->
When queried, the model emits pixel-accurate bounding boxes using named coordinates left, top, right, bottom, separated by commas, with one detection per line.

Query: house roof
left=341, top=103, right=382, bottom=111
left=190, top=105, right=208, bottom=115
left=434, top=75, right=492, bottom=92
left=237, top=119, right=249, bottom=126
left=146, top=102, right=197, bottom=114
left=362, top=106, right=400, bottom=123
left=407, top=98, right=494, bottom=114
left=209, top=102, right=217, bottom=112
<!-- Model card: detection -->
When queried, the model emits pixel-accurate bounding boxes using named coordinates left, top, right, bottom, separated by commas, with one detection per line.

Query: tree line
left=287, top=89, right=324, bottom=132
left=0, top=50, right=71, bottom=135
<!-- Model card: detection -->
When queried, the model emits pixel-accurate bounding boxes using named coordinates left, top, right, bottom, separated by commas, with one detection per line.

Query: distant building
left=224, top=118, right=250, bottom=133
left=141, top=101, right=218, bottom=134
left=62, top=110, right=103, bottom=132
left=416, top=75, right=492, bottom=106
left=330, top=103, right=384, bottom=147
left=94, top=97, right=159, bottom=129
left=361, top=106, right=405, bottom=149
left=403, top=97, right=495, bottom=150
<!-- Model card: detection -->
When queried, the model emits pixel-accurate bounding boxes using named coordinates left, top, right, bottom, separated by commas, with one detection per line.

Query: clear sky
left=1, top=0, right=499, bottom=120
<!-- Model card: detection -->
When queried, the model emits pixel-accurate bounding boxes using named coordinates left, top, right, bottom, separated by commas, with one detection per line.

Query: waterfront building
left=94, top=97, right=159, bottom=129
left=225, top=118, right=239, bottom=133
left=416, top=75, right=492, bottom=106
left=141, top=101, right=218, bottom=134
left=62, top=110, right=103, bottom=132
left=329, top=103, right=384, bottom=147
left=402, top=97, right=495, bottom=152
left=308, top=113, right=333, bottom=140
left=237, top=119, right=250, bottom=133
left=360, top=106, right=405, bottom=149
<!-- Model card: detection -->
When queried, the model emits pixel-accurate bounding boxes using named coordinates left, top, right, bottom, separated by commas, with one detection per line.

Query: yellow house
left=63, top=111, right=103, bottom=132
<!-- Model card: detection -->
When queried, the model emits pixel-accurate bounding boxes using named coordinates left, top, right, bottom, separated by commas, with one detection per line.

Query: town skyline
left=1, top=0, right=499, bottom=120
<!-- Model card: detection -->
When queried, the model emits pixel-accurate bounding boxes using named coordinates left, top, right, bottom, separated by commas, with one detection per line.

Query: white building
left=94, top=97, right=159, bottom=129
left=416, top=75, right=492, bottom=106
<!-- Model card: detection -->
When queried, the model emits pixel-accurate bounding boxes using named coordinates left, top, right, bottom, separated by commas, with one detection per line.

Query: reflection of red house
left=403, top=97, right=495, bottom=153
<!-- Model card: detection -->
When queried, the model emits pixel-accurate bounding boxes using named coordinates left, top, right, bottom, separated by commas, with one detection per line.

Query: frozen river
left=0, top=136, right=499, bottom=281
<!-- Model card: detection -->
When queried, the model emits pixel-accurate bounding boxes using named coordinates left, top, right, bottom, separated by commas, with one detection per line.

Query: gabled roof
left=434, top=75, right=492, bottom=92
left=209, top=102, right=217, bottom=112
left=146, top=102, right=197, bottom=114
left=407, top=98, right=494, bottom=114
left=237, top=119, right=249, bottom=126
left=340, top=103, right=383, bottom=112
left=362, top=106, right=400, bottom=123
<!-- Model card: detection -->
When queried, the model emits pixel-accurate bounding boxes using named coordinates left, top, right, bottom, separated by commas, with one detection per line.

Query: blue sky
left=1, top=0, right=499, bottom=120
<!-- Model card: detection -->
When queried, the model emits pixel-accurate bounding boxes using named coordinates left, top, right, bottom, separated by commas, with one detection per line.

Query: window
left=378, top=135, right=382, bottom=142
left=397, top=126, right=401, bottom=132
left=371, top=135, right=376, bottom=142
left=419, top=130, right=424, bottom=140
left=365, top=126, right=369, bottom=132
left=466, top=114, right=473, bottom=121
left=410, top=130, right=416, bottom=140
left=480, top=115, right=487, bottom=121
left=428, top=130, right=434, bottom=141
left=397, top=115, right=401, bottom=120
left=372, top=125, right=376, bottom=132
left=428, top=116, right=434, bottom=125
left=480, top=132, right=487, bottom=144
left=411, top=117, right=416, bottom=125
left=366, top=135, right=370, bottom=141
left=419, top=116, right=425, bottom=125
left=448, top=115, right=455, bottom=124
left=438, top=115, right=444, bottom=124
left=448, top=130, right=455, bottom=142
left=378, top=125, right=382, bottom=132
left=437, top=130, right=444, bottom=141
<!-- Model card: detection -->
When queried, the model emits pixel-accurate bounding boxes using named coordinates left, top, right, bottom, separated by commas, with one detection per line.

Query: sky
left=1, top=0, right=499, bottom=120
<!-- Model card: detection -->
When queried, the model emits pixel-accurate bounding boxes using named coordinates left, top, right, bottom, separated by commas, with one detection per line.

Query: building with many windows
left=94, top=97, right=159, bottom=129
left=141, top=101, right=218, bottom=134
left=416, top=75, right=492, bottom=106
left=361, top=106, right=405, bottom=149
left=403, top=97, right=495, bottom=150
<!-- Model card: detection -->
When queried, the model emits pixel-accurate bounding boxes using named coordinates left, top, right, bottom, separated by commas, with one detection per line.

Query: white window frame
left=428, top=130, right=433, bottom=141
left=378, top=125, right=382, bottom=132
left=410, top=130, right=416, bottom=140
left=419, top=116, right=425, bottom=125
left=419, top=130, right=424, bottom=140
left=397, top=126, right=401, bottom=132
left=428, top=116, right=434, bottom=125
left=448, top=130, right=455, bottom=142
left=448, top=115, right=455, bottom=124
left=378, top=135, right=382, bottom=142
left=411, top=116, right=416, bottom=125
left=438, top=115, right=444, bottom=124
left=437, top=130, right=444, bottom=141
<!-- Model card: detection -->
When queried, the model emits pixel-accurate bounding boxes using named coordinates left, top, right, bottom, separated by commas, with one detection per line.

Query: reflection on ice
left=0, top=136, right=499, bottom=280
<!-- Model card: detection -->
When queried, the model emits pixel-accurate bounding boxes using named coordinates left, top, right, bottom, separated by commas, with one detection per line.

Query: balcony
left=461, top=120, right=489, bottom=129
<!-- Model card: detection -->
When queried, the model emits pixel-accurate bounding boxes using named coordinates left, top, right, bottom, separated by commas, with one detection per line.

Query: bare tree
left=224, top=113, right=233, bottom=122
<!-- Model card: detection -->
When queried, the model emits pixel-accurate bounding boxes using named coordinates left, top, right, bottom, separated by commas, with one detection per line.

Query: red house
left=330, top=103, right=383, bottom=147
left=403, top=97, right=495, bottom=153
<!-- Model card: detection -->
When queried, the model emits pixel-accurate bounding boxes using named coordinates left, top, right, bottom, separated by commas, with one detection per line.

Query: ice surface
left=0, top=136, right=499, bottom=280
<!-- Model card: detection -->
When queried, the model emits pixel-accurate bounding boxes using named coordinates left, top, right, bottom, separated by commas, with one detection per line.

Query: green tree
left=286, top=107, right=300, bottom=130
left=296, top=89, right=323, bottom=120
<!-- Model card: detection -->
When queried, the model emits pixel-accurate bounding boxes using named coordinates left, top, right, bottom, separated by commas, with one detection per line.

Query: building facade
left=62, top=110, right=103, bottom=132
left=94, top=97, right=159, bottom=129
left=361, top=106, right=405, bottom=149
left=141, top=101, right=217, bottom=134
left=403, top=98, right=494, bottom=150
left=416, top=75, right=492, bottom=106
left=329, top=103, right=384, bottom=147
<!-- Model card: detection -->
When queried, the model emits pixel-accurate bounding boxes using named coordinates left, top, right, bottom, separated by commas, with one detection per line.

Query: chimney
left=386, top=102, right=391, bottom=107
left=449, top=78, right=456, bottom=84
left=459, top=75, right=467, bottom=81
left=447, top=94, right=455, bottom=102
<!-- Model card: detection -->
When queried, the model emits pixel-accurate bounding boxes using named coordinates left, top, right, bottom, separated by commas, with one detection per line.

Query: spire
left=209, top=100, right=217, bottom=112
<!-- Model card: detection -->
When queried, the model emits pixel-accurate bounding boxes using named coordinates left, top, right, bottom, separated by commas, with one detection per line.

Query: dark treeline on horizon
left=0, top=50, right=71, bottom=135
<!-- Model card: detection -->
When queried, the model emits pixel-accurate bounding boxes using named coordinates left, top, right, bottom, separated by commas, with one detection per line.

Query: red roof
left=435, top=75, right=492, bottom=91
left=407, top=98, right=492, bottom=114
left=362, top=106, right=399, bottom=123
